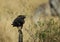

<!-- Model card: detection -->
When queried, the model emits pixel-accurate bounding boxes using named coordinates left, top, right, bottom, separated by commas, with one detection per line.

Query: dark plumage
left=12, top=15, right=26, bottom=29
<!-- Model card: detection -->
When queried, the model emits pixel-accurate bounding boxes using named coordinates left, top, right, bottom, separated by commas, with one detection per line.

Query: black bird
left=12, top=15, right=26, bottom=29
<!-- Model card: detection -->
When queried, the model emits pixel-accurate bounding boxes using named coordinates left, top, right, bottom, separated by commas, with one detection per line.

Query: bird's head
left=18, top=15, right=26, bottom=19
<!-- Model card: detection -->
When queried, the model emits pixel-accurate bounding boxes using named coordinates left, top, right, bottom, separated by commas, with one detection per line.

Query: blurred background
left=0, top=0, right=60, bottom=42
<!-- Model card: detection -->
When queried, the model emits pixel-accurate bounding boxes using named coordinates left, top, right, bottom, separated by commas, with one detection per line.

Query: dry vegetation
left=0, top=0, right=60, bottom=42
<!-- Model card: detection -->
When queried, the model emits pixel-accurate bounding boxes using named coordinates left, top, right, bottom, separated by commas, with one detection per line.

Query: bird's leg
left=21, top=25, right=23, bottom=29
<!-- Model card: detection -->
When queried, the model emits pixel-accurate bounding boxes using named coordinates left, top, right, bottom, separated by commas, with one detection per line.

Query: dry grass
left=0, top=0, right=60, bottom=42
